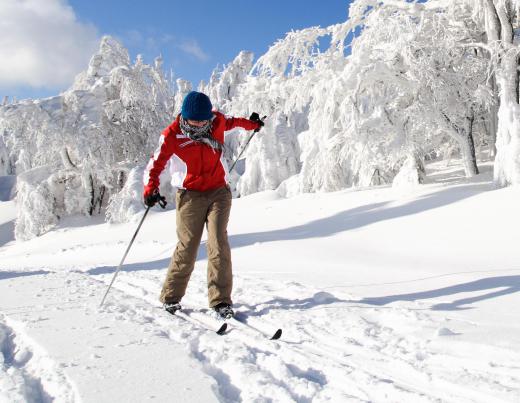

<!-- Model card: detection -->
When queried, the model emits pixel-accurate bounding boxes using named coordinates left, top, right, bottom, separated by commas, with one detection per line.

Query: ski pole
left=100, top=195, right=166, bottom=307
left=229, top=115, right=267, bottom=173
left=99, top=206, right=150, bottom=307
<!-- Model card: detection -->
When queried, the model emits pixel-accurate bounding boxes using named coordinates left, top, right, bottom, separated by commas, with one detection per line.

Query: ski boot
left=213, top=303, right=234, bottom=319
left=164, top=302, right=182, bottom=315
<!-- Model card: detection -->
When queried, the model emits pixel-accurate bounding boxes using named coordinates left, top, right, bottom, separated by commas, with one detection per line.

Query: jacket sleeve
left=224, top=116, right=261, bottom=132
left=143, top=126, right=176, bottom=189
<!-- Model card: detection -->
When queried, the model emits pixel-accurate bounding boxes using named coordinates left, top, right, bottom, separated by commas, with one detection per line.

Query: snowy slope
left=1, top=159, right=519, bottom=402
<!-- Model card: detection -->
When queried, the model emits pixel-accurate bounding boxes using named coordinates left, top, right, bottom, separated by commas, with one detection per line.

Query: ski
left=271, top=328, right=283, bottom=340
left=161, top=307, right=228, bottom=335
left=226, top=316, right=282, bottom=340
left=162, top=306, right=281, bottom=339
left=176, top=310, right=228, bottom=336
left=216, top=322, right=228, bottom=335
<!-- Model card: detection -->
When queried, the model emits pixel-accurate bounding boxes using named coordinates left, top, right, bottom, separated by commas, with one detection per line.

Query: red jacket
left=144, top=112, right=259, bottom=193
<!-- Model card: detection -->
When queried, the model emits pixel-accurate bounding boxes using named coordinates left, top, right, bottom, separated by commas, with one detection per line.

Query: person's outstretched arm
left=224, top=114, right=263, bottom=132
left=143, top=124, right=176, bottom=197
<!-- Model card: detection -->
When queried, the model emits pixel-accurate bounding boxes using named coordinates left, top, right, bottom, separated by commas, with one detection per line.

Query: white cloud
left=0, top=0, right=99, bottom=89
left=178, top=39, right=210, bottom=62
left=117, top=29, right=163, bottom=60
left=119, top=30, right=209, bottom=63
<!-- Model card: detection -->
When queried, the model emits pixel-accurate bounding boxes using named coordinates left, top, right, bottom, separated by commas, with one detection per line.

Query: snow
left=1, top=158, right=519, bottom=402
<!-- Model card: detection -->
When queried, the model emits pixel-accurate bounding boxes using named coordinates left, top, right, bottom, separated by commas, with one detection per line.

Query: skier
left=143, top=91, right=264, bottom=319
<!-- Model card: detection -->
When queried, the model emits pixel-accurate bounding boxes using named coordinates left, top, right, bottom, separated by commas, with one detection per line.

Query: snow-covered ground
left=1, top=159, right=519, bottom=403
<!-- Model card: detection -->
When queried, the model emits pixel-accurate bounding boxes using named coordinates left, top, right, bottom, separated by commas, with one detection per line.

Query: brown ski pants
left=159, top=186, right=233, bottom=307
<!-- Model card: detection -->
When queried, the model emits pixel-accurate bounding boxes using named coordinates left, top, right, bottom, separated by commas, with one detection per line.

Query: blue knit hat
left=181, top=91, right=213, bottom=120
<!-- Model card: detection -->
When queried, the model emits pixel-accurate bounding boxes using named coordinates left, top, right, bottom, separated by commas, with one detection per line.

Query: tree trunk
left=487, top=76, right=499, bottom=157
left=441, top=112, right=479, bottom=177
left=88, top=174, right=95, bottom=216
left=462, top=114, right=479, bottom=176
left=482, top=0, right=520, bottom=186
left=493, top=52, right=520, bottom=186
left=98, top=185, right=106, bottom=214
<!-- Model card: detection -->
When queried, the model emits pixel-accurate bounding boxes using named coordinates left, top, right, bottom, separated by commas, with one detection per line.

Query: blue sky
left=0, top=0, right=352, bottom=101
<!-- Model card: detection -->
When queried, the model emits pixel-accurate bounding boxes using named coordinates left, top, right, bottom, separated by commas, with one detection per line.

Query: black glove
left=249, top=112, right=265, bottom=132
left=144, top=189, right=167, bottom=208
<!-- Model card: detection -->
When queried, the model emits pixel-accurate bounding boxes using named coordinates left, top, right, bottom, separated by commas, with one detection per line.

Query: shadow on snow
left=0, top=220, right=15, bottom=247
left=236, top=292, right=349, bottom=318
left=227, top=183, right=489, bottom=250
left=87, top=183, right=487, bottom=275
left=359, top=275, right=520, bottom=311
left=0, top=270, right=51, bottom=280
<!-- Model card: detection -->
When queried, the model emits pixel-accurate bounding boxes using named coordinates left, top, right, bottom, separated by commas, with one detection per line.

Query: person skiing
left=143, top=91, right=264, bottom=319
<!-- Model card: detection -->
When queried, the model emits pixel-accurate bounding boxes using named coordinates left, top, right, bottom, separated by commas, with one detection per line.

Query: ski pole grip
left=158, top=196, right=167, bottom=209
left=254, top=115, right=267, bottom=133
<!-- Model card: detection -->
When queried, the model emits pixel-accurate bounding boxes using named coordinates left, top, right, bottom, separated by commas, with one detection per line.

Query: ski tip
left=270, top=329, right=282, bottom=340
left=216, top=323, right=228, bottom=335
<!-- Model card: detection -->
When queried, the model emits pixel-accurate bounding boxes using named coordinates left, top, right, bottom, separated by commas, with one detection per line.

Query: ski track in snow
left=21, top=260, right=511, bottom=403
left=1, top=258, right=519, bottom=402
left=0, top=315, right=78, bottom=403
left=2, top=245, right=520, bottom=402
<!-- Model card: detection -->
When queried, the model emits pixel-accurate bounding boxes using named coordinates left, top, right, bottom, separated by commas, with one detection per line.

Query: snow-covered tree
left=344, top=0, right=518, bottom=185
left=15, top=166, right=59, bottom=240
left=461, top=0, right=520, bottom=186
left=373, top=1, right=491, bottom=177
left=223, top=0, right=495, bottom=195
left=199, top=51, right=254, bottom=111
left=172, top=78, right=192, bottom=116
left=0, top=36, right=174, bottom=239
left=197, top=50, right=290, bottom=194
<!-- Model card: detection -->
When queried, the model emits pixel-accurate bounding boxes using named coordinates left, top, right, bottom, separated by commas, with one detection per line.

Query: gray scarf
left=179, top=116, right=223, bottom=151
